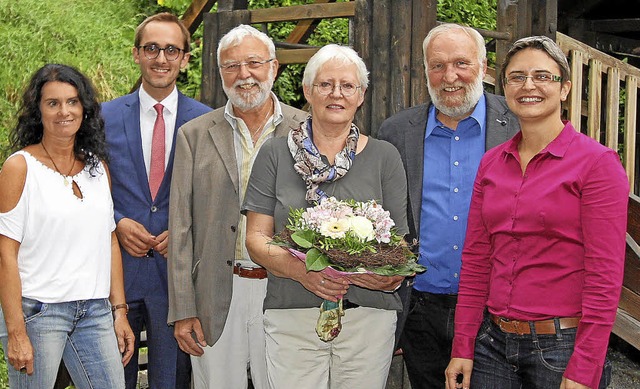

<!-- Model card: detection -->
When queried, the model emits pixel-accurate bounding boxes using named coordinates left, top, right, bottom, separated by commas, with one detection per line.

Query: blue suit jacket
left=102, top=90, right=212, bottom=297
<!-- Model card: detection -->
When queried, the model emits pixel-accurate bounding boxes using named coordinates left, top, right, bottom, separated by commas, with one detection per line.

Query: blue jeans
left=471, top=316, right=611, bottom=388
left=400, top=290, right=457, bottom=389
left=0, top=297, right=125, bottom=389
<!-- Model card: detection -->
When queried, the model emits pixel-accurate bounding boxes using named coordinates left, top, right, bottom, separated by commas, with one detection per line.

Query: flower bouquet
left=272, top=197, right=425, bottom=341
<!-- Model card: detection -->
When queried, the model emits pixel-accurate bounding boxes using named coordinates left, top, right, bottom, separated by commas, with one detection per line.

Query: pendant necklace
left=41, top=143, right=76, bottom=186
left=249, top=102, right=273, bottom=141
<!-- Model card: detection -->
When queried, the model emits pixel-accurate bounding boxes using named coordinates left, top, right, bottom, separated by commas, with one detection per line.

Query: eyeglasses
left=313, top=82, right=361, bottom=97
left=137, top=44, right=185, bottom=61
left=505, top=73, right=562, bottom=86
left=219, top=58, right=275, bottom=73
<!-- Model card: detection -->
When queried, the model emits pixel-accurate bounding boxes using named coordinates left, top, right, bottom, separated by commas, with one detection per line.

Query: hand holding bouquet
left=272, top=197, right=425, bottom=341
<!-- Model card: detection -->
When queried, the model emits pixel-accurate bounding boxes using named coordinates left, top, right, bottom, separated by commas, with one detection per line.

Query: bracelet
left=111, top=303, right=129, bottom=314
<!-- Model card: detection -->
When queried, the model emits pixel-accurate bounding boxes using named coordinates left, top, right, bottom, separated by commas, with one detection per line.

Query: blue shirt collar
left=426, top=94, right=487, bottom=137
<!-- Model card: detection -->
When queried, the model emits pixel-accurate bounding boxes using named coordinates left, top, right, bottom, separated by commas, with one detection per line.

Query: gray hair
left=422, top=23, right=487, bottom=71
left=216, top=24, right=276, bottom=63
left=501, top=36, right=570, bottom=86
left=302, top=44, right=369, bottom=90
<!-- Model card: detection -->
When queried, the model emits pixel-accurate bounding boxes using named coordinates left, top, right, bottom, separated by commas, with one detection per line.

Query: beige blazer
left=167, top=103, right=307, bottom=345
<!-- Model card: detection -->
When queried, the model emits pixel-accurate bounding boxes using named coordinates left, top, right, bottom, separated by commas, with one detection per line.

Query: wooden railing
left=557, top=32, right=640, bottom=194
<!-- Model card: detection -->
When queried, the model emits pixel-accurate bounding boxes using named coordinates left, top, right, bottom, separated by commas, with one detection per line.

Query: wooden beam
left=250, top=2, right=355, bottom=23
left=624, top=75, right=637, bottom=190
left=605, top=67, right=620, bottom=151
left=618, top=286, right=640, bottom=323
left=285, top=0, right=335, bottom=44
left=613, top=308, right=640, bottom=350
left=181, top=0, right=217, bottom=35
left=275, top=48, right=319, bottom=65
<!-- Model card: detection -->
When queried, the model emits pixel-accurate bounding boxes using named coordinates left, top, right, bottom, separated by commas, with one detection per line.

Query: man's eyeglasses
left=137, top=44, right=185, bottom=61
left=505, top=73, right=562, bottom=86
left=219, top=58, right=275, bottom=73
left=313, top=82, right=361, bottom=97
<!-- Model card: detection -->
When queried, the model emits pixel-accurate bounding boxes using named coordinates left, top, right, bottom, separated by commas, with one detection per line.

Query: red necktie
left=149, top=103, right=165, bottom=201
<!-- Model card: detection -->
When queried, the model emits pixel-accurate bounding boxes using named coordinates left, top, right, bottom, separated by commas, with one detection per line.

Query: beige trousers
left=263, top=306, right=397, bottom=389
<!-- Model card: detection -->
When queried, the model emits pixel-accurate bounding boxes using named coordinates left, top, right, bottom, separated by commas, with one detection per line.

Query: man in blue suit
left=102, top=12, right=211, bottom=389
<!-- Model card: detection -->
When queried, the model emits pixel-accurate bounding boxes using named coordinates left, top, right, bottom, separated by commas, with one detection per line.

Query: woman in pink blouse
left=445, top=36, right=629, bottom=389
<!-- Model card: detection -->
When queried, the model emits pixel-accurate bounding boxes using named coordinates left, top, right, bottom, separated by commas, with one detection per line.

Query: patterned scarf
left=288, top=115, right=359, bottom=203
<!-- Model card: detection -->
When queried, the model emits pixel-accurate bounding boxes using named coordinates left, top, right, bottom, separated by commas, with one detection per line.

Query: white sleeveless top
left=0, top=151, right=115, bottom=303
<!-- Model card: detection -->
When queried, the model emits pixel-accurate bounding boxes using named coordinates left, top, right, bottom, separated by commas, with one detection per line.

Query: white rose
left=348, top=216, right=375, bottom=242
left=319, top=218, right=349, bottom=239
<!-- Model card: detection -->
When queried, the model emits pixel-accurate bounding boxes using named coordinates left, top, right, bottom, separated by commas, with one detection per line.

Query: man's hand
left=174, top=317, right=207, bottom=356
left=115, top=218, right=159, bottom=257
left=445, top=358, right=473, bottom=389
left=153, top=230, right=169, bottom=257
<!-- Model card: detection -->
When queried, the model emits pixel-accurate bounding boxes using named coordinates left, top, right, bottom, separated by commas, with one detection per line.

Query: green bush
left=0, top=0, right=159, bottom=165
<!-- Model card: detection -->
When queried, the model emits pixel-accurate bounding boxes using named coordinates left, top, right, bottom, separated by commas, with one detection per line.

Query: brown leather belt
left=490, top=314, right=580, bottom=335
left=233, top=265, right=268, bottom=279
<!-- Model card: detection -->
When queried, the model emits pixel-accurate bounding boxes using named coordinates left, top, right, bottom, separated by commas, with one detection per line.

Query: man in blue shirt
left=378, top=23, right=519, bottom=389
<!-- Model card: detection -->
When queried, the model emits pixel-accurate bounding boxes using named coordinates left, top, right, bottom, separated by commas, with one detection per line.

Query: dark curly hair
left=10, top=64, right=108, bottom=176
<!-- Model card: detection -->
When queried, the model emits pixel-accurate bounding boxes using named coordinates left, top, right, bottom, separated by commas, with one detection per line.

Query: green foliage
left=437, top=0, right=498, bottom=65
left=0, top=0, right=160, bottom=165
left=0, top=344, right=7, bottom=388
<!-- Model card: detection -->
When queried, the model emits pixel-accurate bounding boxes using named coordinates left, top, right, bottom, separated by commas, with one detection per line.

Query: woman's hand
left=298, top=271, right=349, bottom=302
left=113, top=312, right=135, bottom=366
left=560, top=377, right=591, bottom=389
left=347, top=273, right=404, bottom=292
left=7, top=330, right=33, bottom=375
left=445, top=358, right=473, bottom=389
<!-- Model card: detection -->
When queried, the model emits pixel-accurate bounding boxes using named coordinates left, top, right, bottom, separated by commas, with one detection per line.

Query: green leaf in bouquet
left=291, top=230, right=315, bottom=249
left=306, top=248, right=331, bottom=271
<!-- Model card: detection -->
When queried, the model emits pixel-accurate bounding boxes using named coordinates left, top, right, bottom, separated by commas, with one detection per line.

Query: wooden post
left=201, top=10, right=251, bottom=108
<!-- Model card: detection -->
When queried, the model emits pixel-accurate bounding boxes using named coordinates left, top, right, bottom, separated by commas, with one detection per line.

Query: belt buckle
left=498, top=317, right=526, bottom=335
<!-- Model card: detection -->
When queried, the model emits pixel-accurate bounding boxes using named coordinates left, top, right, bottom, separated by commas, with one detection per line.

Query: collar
left=139, top=85, right=179, bottom=116
left=504, top=120, right=576, bottom=158
left=224, top=92, right=283, bottom=131
left=426, top=94, right=486, bottom=137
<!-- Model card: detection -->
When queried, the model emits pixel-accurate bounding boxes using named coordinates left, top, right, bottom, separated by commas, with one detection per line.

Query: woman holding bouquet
left=243, top=44, right=409, bottom=389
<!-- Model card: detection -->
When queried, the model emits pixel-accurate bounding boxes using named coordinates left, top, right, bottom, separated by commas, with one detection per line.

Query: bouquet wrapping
left=272, top=197, right=425, bottom=341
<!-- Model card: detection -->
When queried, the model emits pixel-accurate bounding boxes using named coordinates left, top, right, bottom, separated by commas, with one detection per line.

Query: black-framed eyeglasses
left=137, top=44, right=185, bottom=61
left=219, top=58, right=275, bottom=73
left=505, top=73, right=562, bottom=86
left=313, top=82, right=362, bottom=97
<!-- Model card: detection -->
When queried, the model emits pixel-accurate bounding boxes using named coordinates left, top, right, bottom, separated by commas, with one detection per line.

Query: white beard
left=427, top=75, right=484, bottom=119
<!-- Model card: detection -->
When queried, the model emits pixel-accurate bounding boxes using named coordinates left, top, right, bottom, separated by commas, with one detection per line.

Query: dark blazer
left=377, top=93, right=520, bottom=244
left=102, top=91, right=212, bottom=296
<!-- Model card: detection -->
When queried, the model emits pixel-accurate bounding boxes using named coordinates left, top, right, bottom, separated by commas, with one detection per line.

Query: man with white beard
left=167, top=24, right=306, bottom=389
left=377, top=23, right=520, bottom=389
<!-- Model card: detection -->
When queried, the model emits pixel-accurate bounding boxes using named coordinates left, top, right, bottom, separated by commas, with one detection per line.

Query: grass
left=0, top=0, right=159, bottom=166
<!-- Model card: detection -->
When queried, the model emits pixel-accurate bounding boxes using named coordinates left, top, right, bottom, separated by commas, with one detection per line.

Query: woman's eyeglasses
left=505, top=73, right=562, bottom=86
left=313, top=82, right=361, bottom=97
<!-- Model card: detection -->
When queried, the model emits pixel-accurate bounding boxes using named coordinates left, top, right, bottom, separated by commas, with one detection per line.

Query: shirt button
left=453, top=187, right=459, bottom=193
left=453, top=215, right=459, bottom=221
left=454, top=273, right=459, bottom=278
left=454, top=136, right=460, bottom=141
left=453, top=245, right=459, bottom=250
left=453, top=161, right=459, bottom=166
left=151, top=206, right=158, bottom=213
